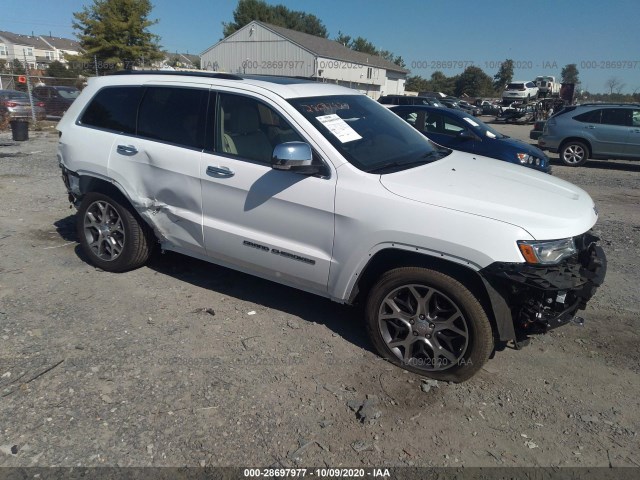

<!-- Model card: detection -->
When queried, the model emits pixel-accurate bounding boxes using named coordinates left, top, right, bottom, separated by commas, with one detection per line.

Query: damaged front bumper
left=480, top=232, right=607, bottom=345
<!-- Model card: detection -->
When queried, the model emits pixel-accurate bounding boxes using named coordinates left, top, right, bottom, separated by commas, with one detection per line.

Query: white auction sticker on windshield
left=316, top=114, right=362, bottom=143
left=463, top=117, right=480, bottom=127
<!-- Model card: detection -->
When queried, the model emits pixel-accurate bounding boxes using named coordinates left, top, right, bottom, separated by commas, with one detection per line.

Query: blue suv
left=390, top=105, right=550, bottom=173
left=539, top=103, right=640, bottom=166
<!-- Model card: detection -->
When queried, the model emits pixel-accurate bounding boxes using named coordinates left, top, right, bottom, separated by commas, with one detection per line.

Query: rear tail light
left=37, top=102, right=45, bottom=107
left=4, top=101, right=18, bottom=107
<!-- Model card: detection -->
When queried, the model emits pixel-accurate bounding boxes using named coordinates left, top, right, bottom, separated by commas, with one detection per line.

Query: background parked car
left=539, top=103, right=640, bottom=166
left=378, top=95, right=443, bottom=108
left=390, top=105, right=550, bottom=172
left=0, top=89, right=46, bottom=121
left=502, top=81, right=538, bottom=105
left=457, top=100, right=482, bottom=116
left=530, top=120, right=546, bottom=140
left=32, top=85, right=80, bottom=116
left=479, top=100, right=502, bottom=116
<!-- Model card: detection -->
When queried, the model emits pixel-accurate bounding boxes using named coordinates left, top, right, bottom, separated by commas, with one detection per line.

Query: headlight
left=517, top=153, right=533, bottom=165
left=517, top=238, right=577, bottom=264
left=517, top=153, right=544, bottom=168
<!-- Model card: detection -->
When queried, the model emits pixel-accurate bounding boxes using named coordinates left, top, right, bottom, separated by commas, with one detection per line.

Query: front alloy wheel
left=378, top=284, right=469, bottom=371
left=366, top=268, right=493, bottom=382
left=560, top=141, right=589, bottom=166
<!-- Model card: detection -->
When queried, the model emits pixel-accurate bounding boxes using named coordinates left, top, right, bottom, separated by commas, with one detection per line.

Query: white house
left=0, top=31, right=83, bottom=69
left=40, top=35, right=84, bottom=64
left=0, top=31, right=50, bottom=69
left=200, top=21, right=407, bottom=99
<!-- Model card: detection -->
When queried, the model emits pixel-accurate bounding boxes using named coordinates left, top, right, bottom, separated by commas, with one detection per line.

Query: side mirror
left=271, top=142, right=319, bottom=174
left=457, top=130, right=476, bottom=141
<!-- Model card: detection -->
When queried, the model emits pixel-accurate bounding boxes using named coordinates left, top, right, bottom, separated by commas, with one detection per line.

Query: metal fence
left=1, top=59, right=88, bottom=124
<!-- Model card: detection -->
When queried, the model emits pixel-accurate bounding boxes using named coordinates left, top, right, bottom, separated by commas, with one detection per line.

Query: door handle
left=206, top=165, right=235, bottom=178
left=116, top=144, right=138, bottom=156
left=585, top=125, right=596, bottom=129
left=632, top=129, right=640, bottom=133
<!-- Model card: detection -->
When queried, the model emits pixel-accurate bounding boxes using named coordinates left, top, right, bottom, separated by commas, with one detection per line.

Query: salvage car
left=32, top=85, right=80, bottom=116
left=502, top=81, right=538, bottom=105
left=0, top=89, right=46, bottom=120
left=391, top=105, right=550, bottom=172
left=57, top=71, right=606, bottom=382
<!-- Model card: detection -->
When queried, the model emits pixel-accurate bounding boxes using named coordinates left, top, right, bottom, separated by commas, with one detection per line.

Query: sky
left=2, top=0, right=639, bottom=94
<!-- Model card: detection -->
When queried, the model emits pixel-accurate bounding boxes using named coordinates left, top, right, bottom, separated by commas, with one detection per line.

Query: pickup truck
left=535, top=76, right=561, bottom=97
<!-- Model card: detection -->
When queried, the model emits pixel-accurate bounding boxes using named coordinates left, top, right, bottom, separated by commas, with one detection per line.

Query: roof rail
left=108, top=70, right=244, bottom=80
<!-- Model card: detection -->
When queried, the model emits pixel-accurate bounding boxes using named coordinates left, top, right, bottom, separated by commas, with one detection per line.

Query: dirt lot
left=0, top=121, right=639, bottom=470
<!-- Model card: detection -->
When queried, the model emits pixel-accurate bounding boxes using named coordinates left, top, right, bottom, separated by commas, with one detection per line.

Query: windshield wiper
left=367, top=151, right=448, bottom=173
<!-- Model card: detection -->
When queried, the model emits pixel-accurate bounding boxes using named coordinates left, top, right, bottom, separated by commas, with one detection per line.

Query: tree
left=428, top=71, right=457, bottom=95
left=561, top=63, right=579, bottom=84
left=349, top=37, right=378, bottom=55
left=9, top=59, right=27, bottom=91
left=493, top=59, right=513, bottom=91
left=223, top=0, right=328, bottom=38
left=0, top=59, right=6, bottom=72
left=72, top=0, right=162, bottom=72
left=333, top=32, right=404, bottom=68
left=47, top=60, right=69, bottom=78
left=335, top=31, right=351, bottom=47
left=605, top=77, right=625, bottom=95
left=405, top=75, right=430, bottom=93
left=378, top=50, right=405, bottom=68
left=455, top=66, right=494, bottom=97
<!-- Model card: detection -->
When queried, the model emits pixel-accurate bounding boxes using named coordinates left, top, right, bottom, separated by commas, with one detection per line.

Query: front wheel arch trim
left=348, top=248, right=516, bottom=343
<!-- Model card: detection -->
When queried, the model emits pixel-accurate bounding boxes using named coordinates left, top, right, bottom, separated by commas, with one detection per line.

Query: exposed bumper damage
left=480, top=232, right=607, bottom=345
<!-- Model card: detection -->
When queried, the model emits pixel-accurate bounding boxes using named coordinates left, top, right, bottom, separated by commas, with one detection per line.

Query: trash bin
left=10, top=119, right=29, bottom=141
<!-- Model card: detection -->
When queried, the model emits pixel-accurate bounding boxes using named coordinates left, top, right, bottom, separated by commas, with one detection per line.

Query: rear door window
left=600, top=108, right=631, bottom=126
left=80, top=86, right=143, bottom=134
left=137, top=86, right=209, bottom=149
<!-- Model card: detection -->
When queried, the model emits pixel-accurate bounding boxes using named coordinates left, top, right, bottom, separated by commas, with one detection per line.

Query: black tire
left=77, top=191, right=153, bottom=272
left=365, top=267, right=494, bottom=383
left=559, top=140, right=589, bottom=167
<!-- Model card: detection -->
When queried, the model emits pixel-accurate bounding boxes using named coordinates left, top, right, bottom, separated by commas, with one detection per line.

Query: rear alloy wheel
left=77, top=192, right=153, bottom=272
left=365, top=267, right=494, bottom=382
left=560, top=141, right=589, bottom=167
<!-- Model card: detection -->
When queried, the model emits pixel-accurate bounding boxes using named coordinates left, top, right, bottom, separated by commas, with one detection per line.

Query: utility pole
left=23, top=51, right=36, bottom=123
left=94, top=55, right=99, bottom=76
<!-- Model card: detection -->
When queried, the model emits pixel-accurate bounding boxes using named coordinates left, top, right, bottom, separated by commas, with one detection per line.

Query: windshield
left=460, top=112, right=505, bottom=139
left=288, top=95, right=449, bottom=172
left=57, top=88, right=80, bottom=99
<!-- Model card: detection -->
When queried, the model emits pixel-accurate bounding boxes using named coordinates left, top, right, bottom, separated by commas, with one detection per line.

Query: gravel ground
left=0, top=121, right=639, bottom=469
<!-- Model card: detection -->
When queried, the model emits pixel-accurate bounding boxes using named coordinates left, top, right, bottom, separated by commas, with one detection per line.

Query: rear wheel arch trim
left=559, top=137, right=592, bottom=156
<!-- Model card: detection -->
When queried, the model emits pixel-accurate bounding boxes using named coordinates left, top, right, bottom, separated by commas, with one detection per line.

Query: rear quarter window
left=574, top=109, right=602, bottom=123
left=79, top=86, right=143, bottom=134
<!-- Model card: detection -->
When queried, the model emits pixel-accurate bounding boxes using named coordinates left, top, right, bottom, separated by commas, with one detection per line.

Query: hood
left=379, top=151, right=597, bottom=240
left=497, top=136, right=549, bottom=159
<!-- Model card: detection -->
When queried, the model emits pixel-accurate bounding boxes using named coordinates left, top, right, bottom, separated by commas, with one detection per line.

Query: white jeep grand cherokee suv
left=57, top=71, right=606, bottom=382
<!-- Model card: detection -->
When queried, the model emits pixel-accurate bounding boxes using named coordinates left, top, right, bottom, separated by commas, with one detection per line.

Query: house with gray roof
left=40, top=35, right=84, bottom=63
left=200, top=21, right=408, bottom=99
left=0, top=31, right=83, bottom=70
